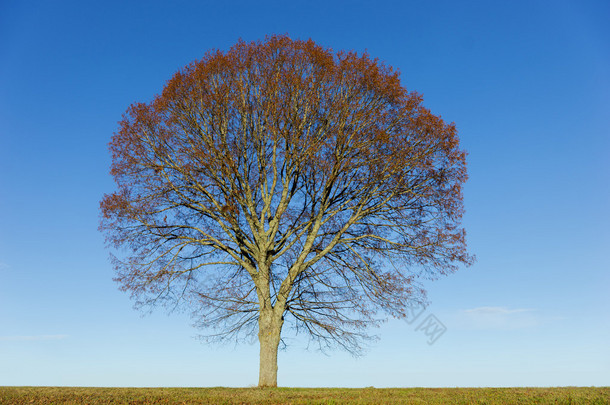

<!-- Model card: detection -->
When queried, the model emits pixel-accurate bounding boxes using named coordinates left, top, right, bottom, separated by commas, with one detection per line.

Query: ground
left=0, top=386, right=608, bottom=404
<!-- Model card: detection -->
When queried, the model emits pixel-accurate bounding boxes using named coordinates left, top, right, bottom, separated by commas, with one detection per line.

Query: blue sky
left=1, top=0, right=608, bottom=387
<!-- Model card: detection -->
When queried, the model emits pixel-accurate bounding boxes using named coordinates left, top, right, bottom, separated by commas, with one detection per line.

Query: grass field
left=0, top=386, right=608, bottom=404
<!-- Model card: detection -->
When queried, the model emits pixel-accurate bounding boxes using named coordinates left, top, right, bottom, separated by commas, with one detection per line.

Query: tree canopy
left=100, top=35, right=472, bottom=386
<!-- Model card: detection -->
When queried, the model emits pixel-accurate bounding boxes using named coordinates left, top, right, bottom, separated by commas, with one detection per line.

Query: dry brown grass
left=1, top=386, right=608, bottom=404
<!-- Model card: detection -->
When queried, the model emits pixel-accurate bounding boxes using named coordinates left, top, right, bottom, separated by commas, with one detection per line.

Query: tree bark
left=257, top=309, right=283, bottom=387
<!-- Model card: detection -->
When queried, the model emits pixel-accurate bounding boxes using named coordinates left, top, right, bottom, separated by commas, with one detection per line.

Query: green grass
left=0, top=386, right=608, bottom=404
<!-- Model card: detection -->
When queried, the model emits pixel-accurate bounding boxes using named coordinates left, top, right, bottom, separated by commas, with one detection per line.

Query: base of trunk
left=258, top=311, right=283, bottom=387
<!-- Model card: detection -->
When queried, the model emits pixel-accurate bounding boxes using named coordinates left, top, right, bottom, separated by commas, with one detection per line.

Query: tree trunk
left=258, top=309, right=283, bottom=387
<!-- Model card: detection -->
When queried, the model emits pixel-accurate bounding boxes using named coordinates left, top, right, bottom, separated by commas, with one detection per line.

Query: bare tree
left=100, top=35, right=473, bottom=387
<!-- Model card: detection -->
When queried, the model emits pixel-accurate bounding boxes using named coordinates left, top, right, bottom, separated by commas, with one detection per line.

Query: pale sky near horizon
left=1, top=0, right=609, bottom=387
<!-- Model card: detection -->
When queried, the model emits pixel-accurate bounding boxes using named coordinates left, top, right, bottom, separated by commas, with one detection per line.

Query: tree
left=100, top=35, right=473, bottom=387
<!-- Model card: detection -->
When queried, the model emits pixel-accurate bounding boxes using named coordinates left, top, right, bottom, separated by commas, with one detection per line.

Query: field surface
left=0, top=386, right=608, bottom=404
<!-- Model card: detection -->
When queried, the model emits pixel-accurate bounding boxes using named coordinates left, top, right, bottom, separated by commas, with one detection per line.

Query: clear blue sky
left=1, top=0, right=608, bottom=388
